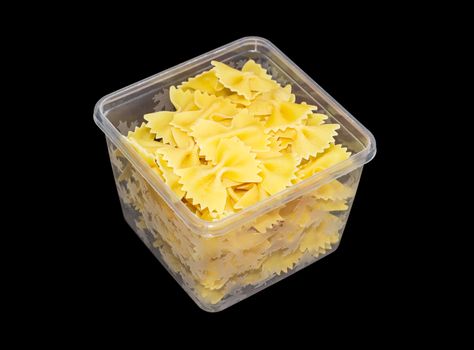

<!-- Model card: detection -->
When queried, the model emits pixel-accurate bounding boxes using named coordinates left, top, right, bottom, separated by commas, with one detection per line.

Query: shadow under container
left=94, top=37, right=376, bottom=312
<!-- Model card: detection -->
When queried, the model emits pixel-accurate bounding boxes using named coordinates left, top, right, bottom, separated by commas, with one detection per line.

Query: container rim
left=94, top=36, right=376, bottom=236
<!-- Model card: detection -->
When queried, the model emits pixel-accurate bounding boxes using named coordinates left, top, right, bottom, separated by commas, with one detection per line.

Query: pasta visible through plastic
left=115, top=59, right=356, bottom=307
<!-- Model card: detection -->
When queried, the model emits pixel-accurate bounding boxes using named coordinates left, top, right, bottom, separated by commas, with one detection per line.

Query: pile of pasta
left=126, top=60, right=349, bottom=218
left=116, top=59, right=355, bottom=306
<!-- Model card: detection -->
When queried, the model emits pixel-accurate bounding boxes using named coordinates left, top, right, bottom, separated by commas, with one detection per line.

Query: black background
left=33, top=8, right=453, bottom=338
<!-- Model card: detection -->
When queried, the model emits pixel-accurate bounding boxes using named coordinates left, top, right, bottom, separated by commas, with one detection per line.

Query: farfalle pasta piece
left=265, top=133, right=287, bottom=155
left=227, top=187, right=246, bottom=203
left=264, top=101, right=317, bottom=132
left=257, top=151, right=298, bottom=195
left=191, top=109, right=269, bottom=162
left=313, top=199, right=348, bottom=211
left=261, top=249, right=304, bottom=277
left=226, top=93, right=252, bottom=106
left=306, top=113, right=328, bottom=126
left=127, top=123, right=163, bottom=166
left=195, top=284, right=227, bottom=305
left=156, top=128, right=200, bottom=170
left=234, top=184, right=268, bottom=209
left=281, top=196, right=322, bottom=229
left=248, top=85, right=295, bottom=115
left=176, top=138, right=261, bottom=213
left=212, top=60, right=276, bottom=100
left=312, top=179, right=354, bottom=201
left=225, top=230, right=272, bottom=254
left=171, top=91, right=239, bottom=132
left=296, top=144, right=351, bottom=180
left=252, top=209, right=283, bottom=233
left=144, top=111, right=176, bottom=145
left=155, top=154, right=185, bottom=199
left=241, top=59, right=280, bottom=87
left=169, top=86, right=198, bottom=112
left=241, top=59, right=271, bottom=78
left=178, top=69, right=225, bottom=95
left=197, top=207, right=222, bottom=221
left=275, top=120, right=340, bottom=161
left=117, top=163, right=132, bottom=183
left=247, top=88, right=312, bottom=131
left=299, top=213, right=342, bottom=255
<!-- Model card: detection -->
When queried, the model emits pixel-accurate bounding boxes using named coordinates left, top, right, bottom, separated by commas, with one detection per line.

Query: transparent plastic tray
left=94, top=37, right=376, bottom=311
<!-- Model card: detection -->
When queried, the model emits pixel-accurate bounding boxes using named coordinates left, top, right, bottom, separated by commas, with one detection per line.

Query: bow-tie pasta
left=115, top=59, right=355, bottom=307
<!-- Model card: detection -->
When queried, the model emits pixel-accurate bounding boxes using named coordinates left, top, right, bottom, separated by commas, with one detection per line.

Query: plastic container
left=93, top=37, right=376, bottom=312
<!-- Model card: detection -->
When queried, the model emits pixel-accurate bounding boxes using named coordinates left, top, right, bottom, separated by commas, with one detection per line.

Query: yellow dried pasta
left=126, top=61, right=350, bottom=217
left=191, top=109, right=269, bottom=163
left=211, top=60, right=277, bottom=100
left=127, top=123, right=162, bottom=166
left=179, top=69, right=225, bottom=95
left=275, top=122, right=340, bottom=161
left=175, top=137, right=261, bottom=213
left=118, top=59, right=356, bottom=307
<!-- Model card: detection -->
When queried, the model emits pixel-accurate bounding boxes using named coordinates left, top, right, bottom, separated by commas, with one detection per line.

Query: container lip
left=93, top=36, right=376, bottom=236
